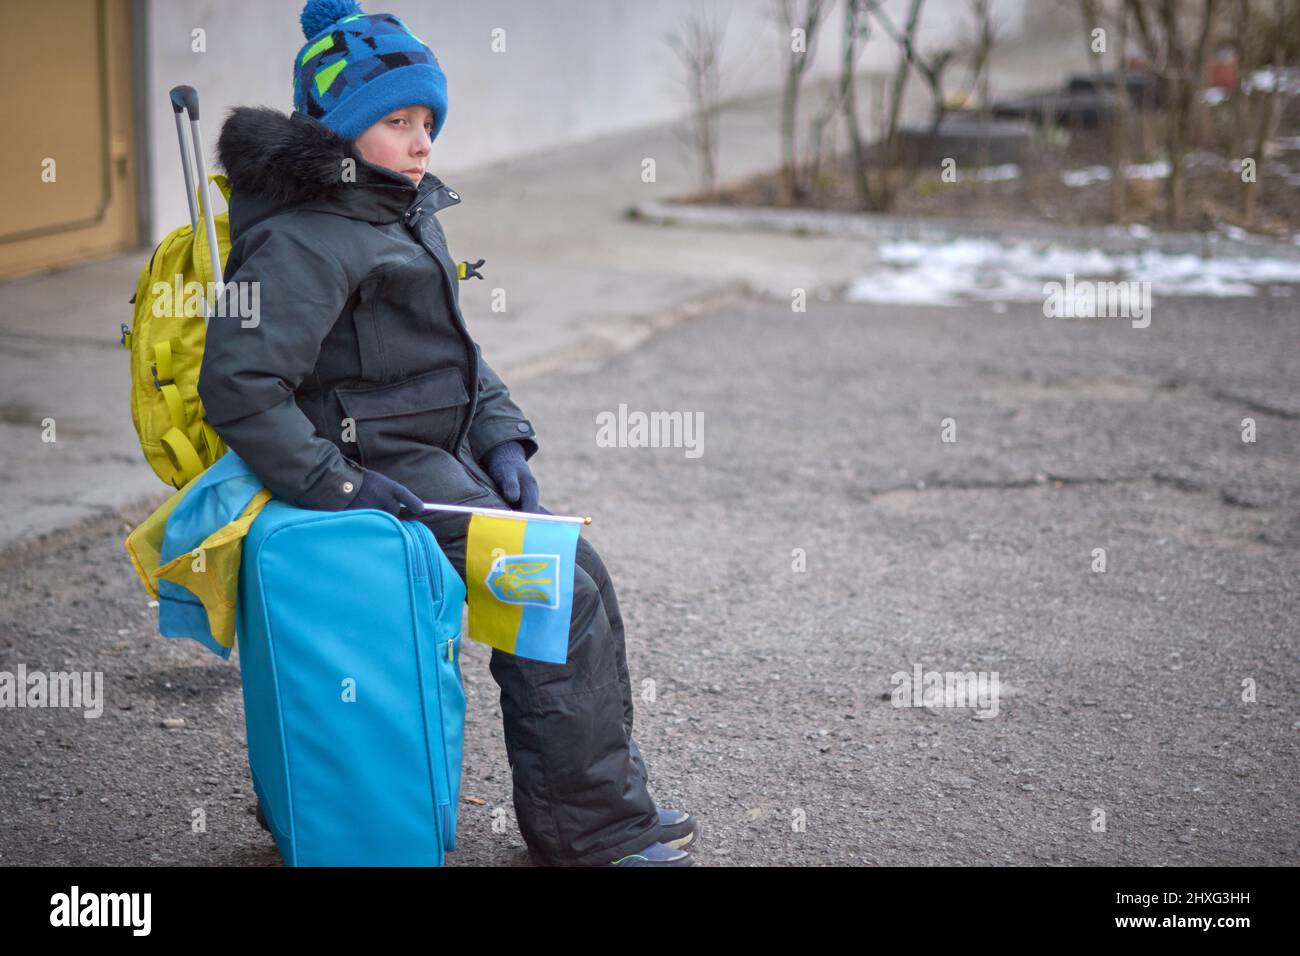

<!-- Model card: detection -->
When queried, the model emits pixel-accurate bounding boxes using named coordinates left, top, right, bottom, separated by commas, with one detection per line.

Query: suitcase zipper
left=409, top=519, right=459, bottom=851
left=405, top=521, right=429, bottom=581
left=415, top=528, right=458, bottom=667
left=400, top=521, right=448, bottom=839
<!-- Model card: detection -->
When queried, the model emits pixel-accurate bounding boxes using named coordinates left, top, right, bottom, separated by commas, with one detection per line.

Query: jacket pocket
left=335, top=366, right=469, bottom=467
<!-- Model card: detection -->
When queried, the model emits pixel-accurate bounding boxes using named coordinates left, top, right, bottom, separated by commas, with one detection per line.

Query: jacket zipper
left=403, top=203, right=482, bottom=458
left=402, top=195, right=499, bottom=499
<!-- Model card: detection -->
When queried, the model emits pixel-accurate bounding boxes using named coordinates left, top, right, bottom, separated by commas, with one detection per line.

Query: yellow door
left=0, top=0, right=138, bottom=279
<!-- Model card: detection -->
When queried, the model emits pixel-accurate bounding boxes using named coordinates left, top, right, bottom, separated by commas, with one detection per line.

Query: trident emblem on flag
left=486, top=554, right=561, bottom=608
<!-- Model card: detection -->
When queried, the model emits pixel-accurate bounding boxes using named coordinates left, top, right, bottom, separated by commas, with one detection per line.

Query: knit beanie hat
left=292, top=0, right=448, bottom=143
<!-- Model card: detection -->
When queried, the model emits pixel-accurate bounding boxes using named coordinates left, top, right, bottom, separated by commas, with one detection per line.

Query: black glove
left=344, top=468, right=424, bottom=517
left=481, top=440, right=541, bottom=513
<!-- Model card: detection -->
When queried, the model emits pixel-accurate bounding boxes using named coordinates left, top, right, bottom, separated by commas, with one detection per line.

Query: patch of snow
left=972, top=164, right=1022, bottom=182
left=1062, top=166, right=1110, bottom=188
left=843, top=237, right=1300, bottom=307
left=1061, top=159, right=1170, bottom=188
left=1125, top=159, right=1172, bottom=180
left=1244, top=67, right=1300, bottom=96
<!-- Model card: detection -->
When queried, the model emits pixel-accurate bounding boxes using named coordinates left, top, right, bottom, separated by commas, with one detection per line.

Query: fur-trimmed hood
left=215, top=105, right=448, bottom=230
left=219, top=105, right=385, bottom=203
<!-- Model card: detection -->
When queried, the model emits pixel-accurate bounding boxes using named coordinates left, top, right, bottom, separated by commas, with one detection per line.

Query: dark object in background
left=894, top=117, right=1034, bottom=166
left=992, top=71, right=1160, bottom=128
left=992, top=89, right=1122, bottom=127
left=1066, top=70, right=1162, bottom=106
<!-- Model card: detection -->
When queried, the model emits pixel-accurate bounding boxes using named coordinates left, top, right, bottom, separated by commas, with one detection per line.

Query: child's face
left=354, top=105, right=434, bottom=187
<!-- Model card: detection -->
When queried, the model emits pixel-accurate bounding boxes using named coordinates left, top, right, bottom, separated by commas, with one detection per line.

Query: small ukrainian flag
left=465, top=512, right=580, bottom=663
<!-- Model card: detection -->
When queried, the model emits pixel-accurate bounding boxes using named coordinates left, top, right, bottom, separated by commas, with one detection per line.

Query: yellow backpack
left=122, top=172, right=232, bottom=489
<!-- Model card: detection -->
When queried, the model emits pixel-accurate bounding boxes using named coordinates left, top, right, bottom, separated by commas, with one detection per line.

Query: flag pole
left=420, top=502, right=592, bottom=525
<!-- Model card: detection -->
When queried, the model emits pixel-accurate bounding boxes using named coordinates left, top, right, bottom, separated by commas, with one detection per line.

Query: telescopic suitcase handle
left=169, top=85, right=225, bottom=296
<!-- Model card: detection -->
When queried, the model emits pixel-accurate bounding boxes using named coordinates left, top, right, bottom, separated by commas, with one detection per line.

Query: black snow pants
left=415, top=491, right=660, bottom=866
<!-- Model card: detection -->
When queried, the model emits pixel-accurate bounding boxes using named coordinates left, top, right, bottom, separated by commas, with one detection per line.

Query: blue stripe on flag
left=512, top=519, right=580, bottom=664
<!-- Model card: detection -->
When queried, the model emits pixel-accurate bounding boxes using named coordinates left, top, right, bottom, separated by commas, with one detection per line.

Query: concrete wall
left=140, top=0, right=1032, bottom=243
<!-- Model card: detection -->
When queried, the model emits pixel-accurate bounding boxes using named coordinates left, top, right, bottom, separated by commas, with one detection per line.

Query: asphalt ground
left=1, top=289, right=1296, bottom=865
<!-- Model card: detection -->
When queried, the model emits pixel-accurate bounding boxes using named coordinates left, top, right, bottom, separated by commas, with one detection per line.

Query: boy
left=198, top=0, right=696, bottom=866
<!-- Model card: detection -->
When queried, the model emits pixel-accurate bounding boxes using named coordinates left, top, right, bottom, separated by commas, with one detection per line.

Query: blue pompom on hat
left=292, top=0, right=448, bottom=143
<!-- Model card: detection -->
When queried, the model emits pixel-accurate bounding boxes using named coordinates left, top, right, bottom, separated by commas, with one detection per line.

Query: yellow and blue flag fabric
left=465, top=512, right=580, bottom=664
left=124, top=449, right=271, bottom=659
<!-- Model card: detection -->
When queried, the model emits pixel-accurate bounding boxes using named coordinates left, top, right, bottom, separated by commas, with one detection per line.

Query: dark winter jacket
left=198, top=105, right=538, bottom=512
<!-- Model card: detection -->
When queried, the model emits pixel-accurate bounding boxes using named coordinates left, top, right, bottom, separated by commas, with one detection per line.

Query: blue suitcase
left=236, top=499, right=467, bottom=866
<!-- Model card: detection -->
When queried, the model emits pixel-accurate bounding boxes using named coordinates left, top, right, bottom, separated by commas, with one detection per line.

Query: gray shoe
left=656, top=809, right=699, bottom=851
left=609, top=840, right=695, bottom=867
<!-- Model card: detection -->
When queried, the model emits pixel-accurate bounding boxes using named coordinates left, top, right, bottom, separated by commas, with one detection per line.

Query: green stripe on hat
left=315, top=57, right=348, bottom=95
left=300, top=33, right=334, bottom=65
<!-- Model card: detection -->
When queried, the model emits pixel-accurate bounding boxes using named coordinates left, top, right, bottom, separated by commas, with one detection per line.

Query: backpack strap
left=198, top=419, right=224, bottom=461
left=152, top=337, right=208, bottom=487
left=160, top=428, right=205, bottom=488
left=197, top=173, right=232, bottom=217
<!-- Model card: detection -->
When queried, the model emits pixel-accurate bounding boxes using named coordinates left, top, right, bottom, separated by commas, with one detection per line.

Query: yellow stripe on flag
left=466, top=513, right=526, bottom=654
